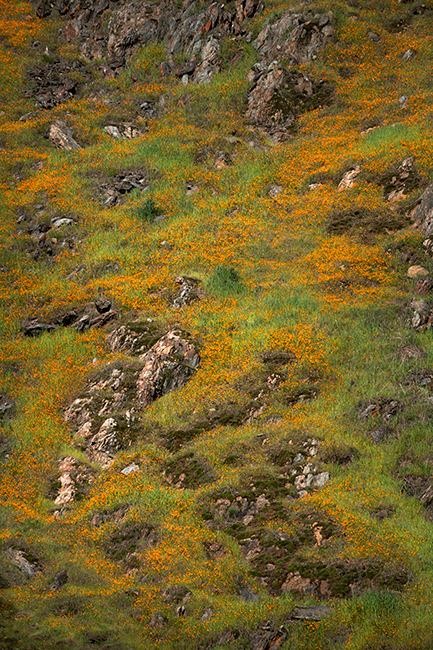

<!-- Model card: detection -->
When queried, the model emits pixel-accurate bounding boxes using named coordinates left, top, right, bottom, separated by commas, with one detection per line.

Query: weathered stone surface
left=6, top=547, right=42, bottom=577
left=407, top=264, right=429, bottom=278
left=103, top=123, right=144, bottom=139
left=48, top=121, right=81, bottom=150
left=411, top=183, right=433, bottom=235
left=172, top=276, right=204, bottom=309
left=338, top=165, right=361, bottom=190
left=27, top=59, right=87, bottom=108
left=253, top=9, right=334, bottom=64
left=193, top=36, right=221, bottom=84
left=51, top=456, right=95, bottom=506
left=136, top=330, right=200, bottom=407
left=410, top=298, right=433, bottom=331
left=246, top=65, right=333, bottom=141
left=106, top=321, right=162, bottom=355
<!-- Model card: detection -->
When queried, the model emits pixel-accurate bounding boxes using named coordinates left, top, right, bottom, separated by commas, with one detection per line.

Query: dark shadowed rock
left=411, top=183, right=433, bottom=235
left=27, top=59, right=87, bottom=109
left=49, top=569, right=68, bottom=591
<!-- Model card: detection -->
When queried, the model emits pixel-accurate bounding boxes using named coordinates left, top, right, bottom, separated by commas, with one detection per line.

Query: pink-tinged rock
left=136, top=330, right=200, bottom=407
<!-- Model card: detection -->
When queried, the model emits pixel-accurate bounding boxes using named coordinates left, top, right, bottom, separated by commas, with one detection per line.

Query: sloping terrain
left=1, top=0, right=433, bottom=648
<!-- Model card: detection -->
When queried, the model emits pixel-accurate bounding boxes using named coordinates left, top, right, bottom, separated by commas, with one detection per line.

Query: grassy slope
left=1, top=0, right=433, bottom=648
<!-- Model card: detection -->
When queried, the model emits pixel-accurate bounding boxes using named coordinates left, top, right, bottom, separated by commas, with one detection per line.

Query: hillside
left=1, top=0, right=433, bottom=648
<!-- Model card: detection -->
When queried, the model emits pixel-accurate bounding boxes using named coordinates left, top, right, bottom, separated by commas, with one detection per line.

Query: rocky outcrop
left=246, top=65, right=334, bottom=142
left=51, top=456, right=96, bottom=507
left=245, top=9, right=334, bottom=139
left=253, top=9, right=334, bottom=64
left=48, top=0, right=259, bottom=68
left=63, top=329, right=199, bottom=467
left=411, top=183, right=433, bottom=235
left=136, top=330, right=200, bottom=407
left=27, top=59, right=88, bottom=109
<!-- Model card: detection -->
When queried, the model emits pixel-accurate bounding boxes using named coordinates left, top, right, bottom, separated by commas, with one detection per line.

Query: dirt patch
left=103, top=520, right=157, bottom=572
left=163, top=451, right=215, bottom=489
left=326, top=208, right=408, bottom=241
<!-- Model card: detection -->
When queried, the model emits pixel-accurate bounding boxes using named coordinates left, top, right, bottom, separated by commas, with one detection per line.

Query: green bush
left=208, top=265, right=243, bottom=294
left=135, top=198, right=160, bottom=224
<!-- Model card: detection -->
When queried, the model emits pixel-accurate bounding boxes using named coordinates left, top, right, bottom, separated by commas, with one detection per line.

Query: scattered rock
left=410, top=298, right=433, bottom=331
left=0, top=394, right=15, bottom=419
left=281, top=571, right=317, bottom=596
left=120, top=462, right=140, bottom=475
left=171, top=276, right=204, bottom=309
left=402, top=48, right=417, bottom=61
left=400, top=344, right=427, bottom=361
left=407, top=264, right=429, bottom=278
left=22, top=320, right=57, bottom=337
left=95, top=168, right=150, bottom=207
left=49, top=569, right=68, bottom=591
left=27, top=59, right=87, bottom=109
left=149, top=611, right=166, bottom=628
left=269, top=184, right=283, bottom=198
left=48, top=121, right=81, bottom=151
left=91, top=503, right=130, bottom=528
left=162, top=584, right=191, bottom=604
left=338, top=165, right=361, bottom=190
left=290, top=605, right=333, bottom=620
left=6, top=547, right=42, bottom=577
left=358, top=398, right=403, bottom=422
left=136, top=330, right=200, bottom=407
left=103, top=123, right=144, bottom=139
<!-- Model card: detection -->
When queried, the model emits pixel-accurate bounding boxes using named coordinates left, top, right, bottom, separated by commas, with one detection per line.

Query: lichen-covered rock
left=253, top=9, right=334, bottom=64
left=136, top=330, right=200, bottom=407
left=51, top=456, right=96, bottom=506
left=411, top=182, right=433, bottom=235
left=105, top=322, right=162, bottom=355
left=6, top=547, right=42, bottom=577
left=246, top=66, right=333, bottom=142
left=48, top=121, right=82, bottom=150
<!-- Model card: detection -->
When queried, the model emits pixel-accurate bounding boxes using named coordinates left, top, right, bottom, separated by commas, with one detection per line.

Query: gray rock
left=48, top=121, right=81, bottom=150
left=290, top=605, right=333, bottom=620
left=136, top=330, right=200, bottom=407
left=6, top=548, right=42, bottom=577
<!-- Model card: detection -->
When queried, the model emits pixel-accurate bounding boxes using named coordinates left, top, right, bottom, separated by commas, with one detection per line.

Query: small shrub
left=208, top=265, right=243, bottom=294
left=135, top=198, right=160, bottom=224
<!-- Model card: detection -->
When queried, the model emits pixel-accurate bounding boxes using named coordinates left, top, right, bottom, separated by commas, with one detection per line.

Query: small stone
left=120, top=462, right=140, bottom=475
left=291, top=605, right=333, bottom=620
left=149, top=612, right=165, bottom=628
left=312, top=471, right=329, bottom=487
left=408, top=265, right=429, bottom=279
left=368, top=31, right=381, bottom=42
left=201, top=607, right=213, bottom=621
left=402, top=48, right=416, bottom=61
